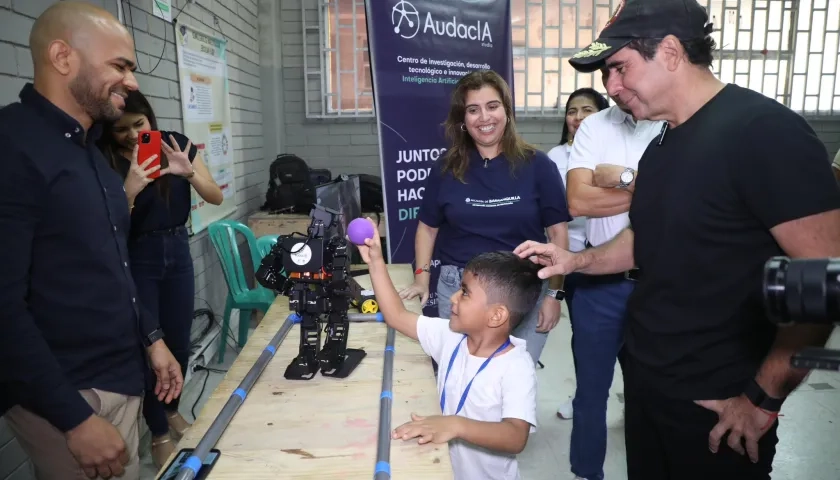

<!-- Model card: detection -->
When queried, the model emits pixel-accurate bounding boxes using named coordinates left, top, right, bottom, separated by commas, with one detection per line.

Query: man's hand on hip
left=65, top=414, right=129, bottom=479
left=147, top=340, right=184, bottom=404
left=695, top=395, right=777, bottom=463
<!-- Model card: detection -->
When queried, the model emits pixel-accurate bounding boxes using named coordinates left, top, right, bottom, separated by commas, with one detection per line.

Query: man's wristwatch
left=618, top=167, right=635, bottom=189
left=143, top=328, right=165, bottom=347
left=743, top=379, right=783, bottom=412
left=546, top=289, right=566, bottom=301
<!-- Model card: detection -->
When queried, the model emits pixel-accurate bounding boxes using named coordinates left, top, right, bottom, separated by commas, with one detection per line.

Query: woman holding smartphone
left=98, top=90, right=223, bottom=467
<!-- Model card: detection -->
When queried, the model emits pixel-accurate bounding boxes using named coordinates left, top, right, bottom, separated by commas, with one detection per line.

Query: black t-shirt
left=627, top=84, right=840, bottom=400
left=115, top=131, right=197, bottom=237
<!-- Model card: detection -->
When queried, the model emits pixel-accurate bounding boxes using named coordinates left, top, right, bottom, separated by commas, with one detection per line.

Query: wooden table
left=160, top=264, right=452, bottom=479
left=248, top=212, right=387, bottom=239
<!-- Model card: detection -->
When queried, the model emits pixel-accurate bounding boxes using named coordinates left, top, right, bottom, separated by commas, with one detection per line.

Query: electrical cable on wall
left=191, top=365, right=227, bottom=420
left=192, top=297, right=241, bottom=356
left=119, top=0, right=188, bottom=76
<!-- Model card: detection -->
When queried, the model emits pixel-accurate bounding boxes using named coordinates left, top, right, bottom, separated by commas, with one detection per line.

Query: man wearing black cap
left=514, top=0, right=840, bottom=479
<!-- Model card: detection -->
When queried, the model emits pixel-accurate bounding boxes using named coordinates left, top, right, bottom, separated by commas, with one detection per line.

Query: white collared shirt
left=546, top=143, right=587, bottom=252
left=567, top=105, right=665, bottom=246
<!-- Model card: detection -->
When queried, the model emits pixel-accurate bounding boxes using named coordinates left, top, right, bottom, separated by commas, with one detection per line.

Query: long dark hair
left=97, top=90, right=171, bottom=202
left=441, top=70, right=536, bottom=182
left=560, top=88, right=610, bottom=145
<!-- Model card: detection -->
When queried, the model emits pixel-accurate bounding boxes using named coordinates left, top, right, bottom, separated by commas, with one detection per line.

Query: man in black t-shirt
left=514, top=0, right=840, bottom=479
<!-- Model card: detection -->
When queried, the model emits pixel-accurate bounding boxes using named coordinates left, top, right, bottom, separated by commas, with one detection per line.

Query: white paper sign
left=152, top=0, right=173, bottom=22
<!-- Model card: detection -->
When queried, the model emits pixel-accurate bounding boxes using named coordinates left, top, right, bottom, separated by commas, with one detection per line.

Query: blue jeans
left=569, top=274, right=634, bottom=480
left=435, top=264, right=550, bottom=364
left=564, top=272, right=584, bottom=375
left=128, top=226, right=195, bottom=436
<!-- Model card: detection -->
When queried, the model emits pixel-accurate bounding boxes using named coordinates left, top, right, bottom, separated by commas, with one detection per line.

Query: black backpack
left=262, top=154, right=316, bottom=213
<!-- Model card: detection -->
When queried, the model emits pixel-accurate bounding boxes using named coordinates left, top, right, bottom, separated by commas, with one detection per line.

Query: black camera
left=255, top=205, right=365, bottom=380
left=141, top=132, right=151, bottom=143
left=763, top=257, right=840, bottom=371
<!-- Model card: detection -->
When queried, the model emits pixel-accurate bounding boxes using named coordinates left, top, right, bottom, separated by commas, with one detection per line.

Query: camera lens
left=141, top=133, right=150, bottom=143
left=763, top=256, right=840, bottom=326
left=763, top=257, right=790, bottom=324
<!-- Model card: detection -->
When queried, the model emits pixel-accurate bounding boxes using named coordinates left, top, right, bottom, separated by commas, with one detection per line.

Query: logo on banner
left=392, top=1, right=421, bottom=39
left=390, top=0, right=493, bottom=46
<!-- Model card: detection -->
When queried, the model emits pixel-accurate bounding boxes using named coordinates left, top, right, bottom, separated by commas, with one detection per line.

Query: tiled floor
left=140, top=313, right=840, bottom=479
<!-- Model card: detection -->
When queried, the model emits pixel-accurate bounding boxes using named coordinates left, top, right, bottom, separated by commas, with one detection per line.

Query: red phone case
left=137, top=130, right=163, bottom=179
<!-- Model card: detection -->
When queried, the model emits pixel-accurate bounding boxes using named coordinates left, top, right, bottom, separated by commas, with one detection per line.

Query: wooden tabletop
left=162, top=264, right=453, bottom=479
left=247, top=211, right=387, bottom=239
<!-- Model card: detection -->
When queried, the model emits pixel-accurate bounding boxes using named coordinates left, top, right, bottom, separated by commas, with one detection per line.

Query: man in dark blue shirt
left=0, top=3, right=183, bottom=479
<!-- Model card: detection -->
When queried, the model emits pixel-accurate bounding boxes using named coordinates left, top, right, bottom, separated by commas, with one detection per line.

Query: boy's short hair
left=464, top=251, right=544, bottom=330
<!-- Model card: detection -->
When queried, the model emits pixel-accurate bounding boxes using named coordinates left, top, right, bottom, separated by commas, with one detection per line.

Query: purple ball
left=347, top=218, right=376, bottom=245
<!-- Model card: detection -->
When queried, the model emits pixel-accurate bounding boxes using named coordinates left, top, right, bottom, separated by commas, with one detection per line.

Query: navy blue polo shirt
left=419, top=149, right=572, bottom=267
left=110, top=131, right=196, bottom=237
left=0, top=84, right=158, bottom=432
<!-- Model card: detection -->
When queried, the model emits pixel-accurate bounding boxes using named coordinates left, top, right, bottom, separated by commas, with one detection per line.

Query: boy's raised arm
left=357, top=220, right=421, bottom=340
left=367, top=258, right=420, bottom=341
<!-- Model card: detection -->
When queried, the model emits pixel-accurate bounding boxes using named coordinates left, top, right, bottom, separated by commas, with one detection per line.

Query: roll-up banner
left=365, top=0, right=514, bottom=316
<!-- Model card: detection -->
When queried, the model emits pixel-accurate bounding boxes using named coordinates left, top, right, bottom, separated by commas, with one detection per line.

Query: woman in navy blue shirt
left=98, top=90, right=223, bottom=468
left=399, top=70, right=572, bottom=364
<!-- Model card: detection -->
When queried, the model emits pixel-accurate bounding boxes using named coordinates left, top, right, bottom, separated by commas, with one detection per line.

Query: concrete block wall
left=0, top=0, right=266, bottom=478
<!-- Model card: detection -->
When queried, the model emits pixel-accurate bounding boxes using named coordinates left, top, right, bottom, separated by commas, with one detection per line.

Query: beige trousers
left=5, top=389, right=142, bottom=480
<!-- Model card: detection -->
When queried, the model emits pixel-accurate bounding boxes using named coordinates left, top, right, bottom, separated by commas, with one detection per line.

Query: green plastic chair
left=256, top=234, right=280, bottom=259
left=207, top=220, right=276, bottom=363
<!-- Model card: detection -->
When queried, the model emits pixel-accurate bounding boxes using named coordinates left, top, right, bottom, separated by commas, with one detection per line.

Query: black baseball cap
left=569, top=0, right=712, bottom=73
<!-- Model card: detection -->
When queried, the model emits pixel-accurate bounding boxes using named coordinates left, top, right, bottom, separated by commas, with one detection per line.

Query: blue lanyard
left=440, top=335, right=511, bottom=415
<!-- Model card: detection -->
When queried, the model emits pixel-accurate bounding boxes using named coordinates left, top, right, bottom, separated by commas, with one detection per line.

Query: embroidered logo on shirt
left=464, top=196, right=521, bottom=207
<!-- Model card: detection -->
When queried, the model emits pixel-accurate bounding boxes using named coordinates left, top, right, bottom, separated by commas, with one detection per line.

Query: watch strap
left=546, top=289, right=565, bottom=301
left=743, top=379, right=783, bottom=412
left=144, top=328, right=165, bottom=347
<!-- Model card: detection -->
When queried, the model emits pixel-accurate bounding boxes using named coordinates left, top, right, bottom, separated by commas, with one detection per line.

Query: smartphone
left=137, top=130, right=164, bottom=179
left=159, top=448, right=220, bottom=480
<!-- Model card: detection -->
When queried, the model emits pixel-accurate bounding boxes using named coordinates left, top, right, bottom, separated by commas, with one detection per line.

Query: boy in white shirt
left=355, top=219, right=541, bottom=480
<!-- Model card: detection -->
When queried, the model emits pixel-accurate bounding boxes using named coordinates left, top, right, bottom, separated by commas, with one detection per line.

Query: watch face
left=620, top=170, right=634, bottom=184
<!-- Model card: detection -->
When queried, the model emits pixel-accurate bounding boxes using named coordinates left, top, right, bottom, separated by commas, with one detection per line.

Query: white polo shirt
left=567, top=105, right=665, bottom=247
left=546, top=143, right=587, bottom=253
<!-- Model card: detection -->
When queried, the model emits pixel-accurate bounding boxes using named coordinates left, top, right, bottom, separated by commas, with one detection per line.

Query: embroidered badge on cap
left=571, top=41, right=611, bottom=59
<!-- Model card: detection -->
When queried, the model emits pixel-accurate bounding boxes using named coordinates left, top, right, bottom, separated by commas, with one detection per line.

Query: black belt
left=131, top=225, right=187, bottom=240
left=584, top=241, right=640, bottom=282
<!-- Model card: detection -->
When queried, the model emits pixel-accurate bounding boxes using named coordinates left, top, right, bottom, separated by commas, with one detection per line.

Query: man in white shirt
left=548, top=127, right=593, bottom=420
left=563, top=70, right=664, bottom=480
